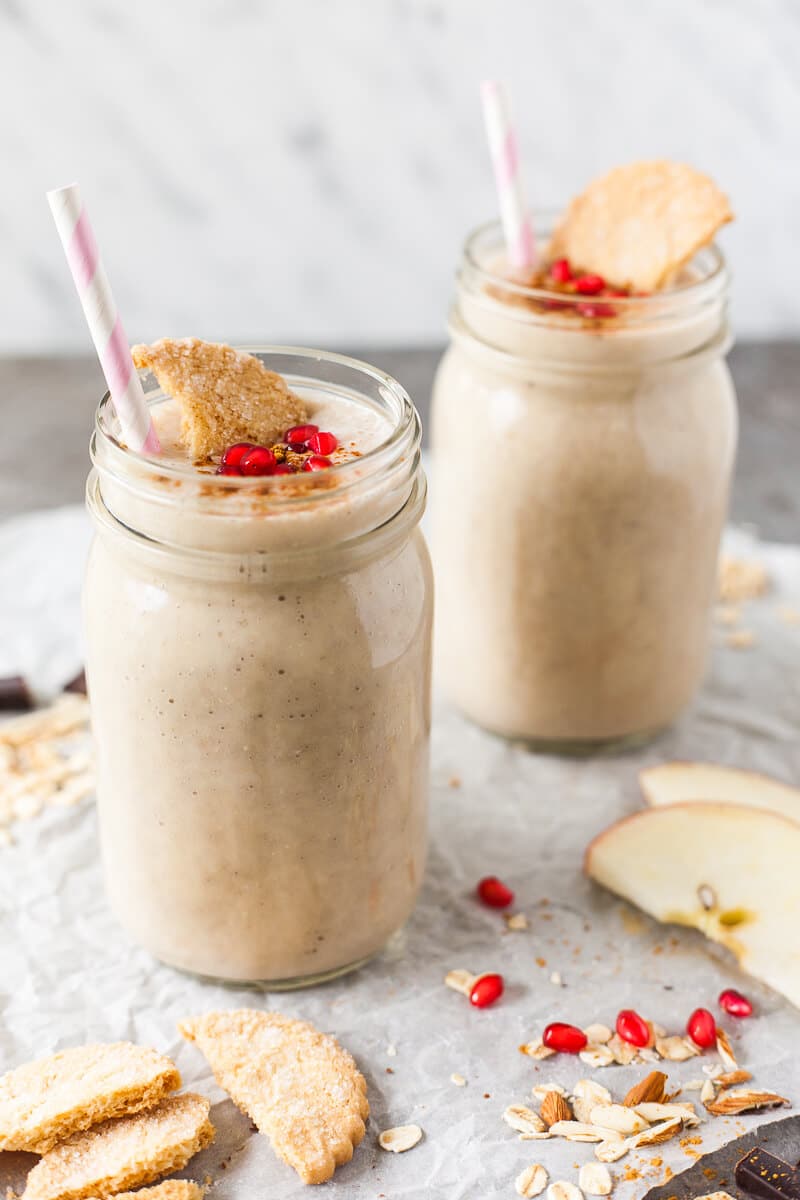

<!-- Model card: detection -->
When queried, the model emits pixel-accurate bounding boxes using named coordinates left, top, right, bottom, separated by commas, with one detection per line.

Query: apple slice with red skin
left=640, top=763, right=800, bottom=823
left=585, top=802, right=800, bottom=1008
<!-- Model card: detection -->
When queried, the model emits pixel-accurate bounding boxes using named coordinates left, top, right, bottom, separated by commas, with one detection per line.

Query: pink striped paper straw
left=47, top=184, right=160, bottom=455
left=480, top=81, right=535, bottom=271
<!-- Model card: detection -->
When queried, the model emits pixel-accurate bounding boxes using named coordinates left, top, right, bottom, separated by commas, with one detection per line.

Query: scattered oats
left=549, top=1121, right=621, bottom=1144
left=547, top=1182, right=583, bottom=1200
left=579, top=1162, right=613, bottom=1196
left=726, top=629, right=756, bottom=649
left=638, top=1047, right=662, bottom=1064
left=714, top=605, right=741, bottom=626
left=589, top=1105, right=648, bottom=1135
left=700, top=1079, right=717, bottom=1104
left=572, top=1080, right=612, bottom=1123
left=715, top=1030, right=738, bottom=1071
left=549, top=971, right=564, bottom=986
left=386, top=1044, right=397, bottom=1057
left=634, top=1102, right=700, bottom=1128
left=718, top=555, right=768, bottom=604
left=378, top=1124, right=423, bottom=1153
left=682, top=1079, right=707, bottom=1093
left=516, top=1163, right=549, bottom=1198
left=521, top=1039, right=556, bottom=1061
left=703, top=1063, right=723, bottom=1078
left=633, top=1117, right=683, bottom=1146
left=504, top=1106, right=547, bottom=1136
left=655, top=1036, right=699, bottom=1062
left=519, top=1131, right=553, bottom=1142
left=607, top=1034, right=637, bottom=1066
left=445, top=969, right=476, bottom=996
left=450, top=1073, right=466, bottom=1087
left=506, top=912, right=529, bottom=931
left=579, top=1045, right=614, bottom=1069
left=583, top=1024, right=612, bottom=1045
left=595, top=1138, right=632, bottom=1163
left=533, top=1082, right=568, bottom=1101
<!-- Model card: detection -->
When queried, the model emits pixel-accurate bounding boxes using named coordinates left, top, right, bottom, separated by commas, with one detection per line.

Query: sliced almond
left=541, top=1092, right=573, bottom=1127
left=606, top=1034, right=637, bottom=1066
left=655, top=1035, right=699, bottom=1062
left=378, top=1124, right=423, bottom=1153
left=533, top=1082, right=568, bottom=1101
left=504, top=1105, right=547, bottom=1136
left=623, top=1070, right=667, bottom=1107
left=589, top=1104, right=648, bottom=1135
left=444, top=968, right=476, bottom=996
left=595, top=1138, right=632, bottom=1163
left=715, top=1030, right=738, bottom=1071
left=716, top=1069, right=752, bottom=1088
left=579, top=1163, right=613, bottom=1197
left=520, top=1039, right=556, bottom=1060
left=579, top=1045, right=614, bottom=1069
left=700, top=1079, right=717, bottom=1104
left=583, top=1024, right=612, bottom=1045
left=516, top=1164, right=549, bottom=1198
left=682, top=1079, right=708, bottom=1093
left=633, top=1117, right=682, bottom=1146
left=549, top=1121, right=622, bottom=1144
left=634, top=1102, right=700, bottom=1128
left=704, top=1088, right=788, bottom=1116
left=547, top=1182, right=583, bottom=1200
left=572, top=1080, right=612, bottom=1123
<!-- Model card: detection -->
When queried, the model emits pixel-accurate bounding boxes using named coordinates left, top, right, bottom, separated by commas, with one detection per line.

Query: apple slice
left=585, top=802, right=800, bottom=1007
left=640, top=763, right=800, bottom=824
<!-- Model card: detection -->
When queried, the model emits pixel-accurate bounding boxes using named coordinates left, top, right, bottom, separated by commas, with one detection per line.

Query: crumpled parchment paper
left=1, top=505, right=799, bottom=1199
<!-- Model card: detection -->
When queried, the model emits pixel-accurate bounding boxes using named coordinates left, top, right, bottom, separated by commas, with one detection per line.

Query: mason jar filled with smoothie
left=84, top=340, right=433, bottom=985
left=432, top=156, right=737, bottom=751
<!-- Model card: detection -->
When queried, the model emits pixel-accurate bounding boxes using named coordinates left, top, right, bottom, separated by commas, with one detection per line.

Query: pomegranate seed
left=542, top=1022, right=588, bottom=1054
left=686, top=1007, right=717, bottom=1048
left=216, top=463, right=242, bottom=476
left=469, top=973, right=504, bottom=1008
left=575, top=273, right=606, bottom=295
left=476, top=876, right=515, bottom=908
left=303, top=455, right=332, bottom=471
left=220, top=441, right=255, bottom=468
left=285, top=423, right=319, bottom=449
left=271, top=463, right=296, bottom=475
left=577, top=302, right=617, bottom=319
left=239, top=446, right=277, bottom=476
left=549, top=258, right=573, bottom=284
left=616, top=1009, right=650, bottom=1047
left=307, top=430, right=338, bottom=455
left=719, top=988, right=753, bottom=1017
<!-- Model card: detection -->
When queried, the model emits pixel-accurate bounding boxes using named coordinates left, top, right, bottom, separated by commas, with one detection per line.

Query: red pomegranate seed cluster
left=216, top=424, right=339, bottom=477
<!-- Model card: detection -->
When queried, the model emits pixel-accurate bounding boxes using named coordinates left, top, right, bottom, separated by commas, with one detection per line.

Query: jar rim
left=461, top=213, right=729, bottom=317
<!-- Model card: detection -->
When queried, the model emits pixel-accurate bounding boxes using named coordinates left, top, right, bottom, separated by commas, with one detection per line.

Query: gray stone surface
left=1, top=343, right=798, bottom=538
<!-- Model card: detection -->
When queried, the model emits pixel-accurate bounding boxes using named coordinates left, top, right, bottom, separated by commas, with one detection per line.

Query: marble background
left=1, top=0, right=798, bottom=351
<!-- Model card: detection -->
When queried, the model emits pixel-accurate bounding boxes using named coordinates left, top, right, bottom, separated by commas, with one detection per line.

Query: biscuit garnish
left=549, top=160, right=733, bottom=291
left=22, top=1092, right=214, bottom=1200
left=131, top=338, right=308, bottom=459
left=179, top=1009, right=369, bottom=1186
left=0, top=1042, right=180, bottom=1155
left=110, top=1184, right=205, bottom=1200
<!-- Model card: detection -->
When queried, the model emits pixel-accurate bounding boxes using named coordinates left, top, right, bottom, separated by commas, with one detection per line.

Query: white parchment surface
left=1, top=506, right=799, bottom=1199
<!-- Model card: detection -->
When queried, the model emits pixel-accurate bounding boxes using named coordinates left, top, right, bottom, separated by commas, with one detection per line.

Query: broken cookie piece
left=22, top=1092, right=214, bottom=1200
left=111, top=1185, right=205, bottom=1200
left=549, top=161, right=733, bottom=292
left=0, top=1042, right=181, bottom=1155
left=131, top=338, right=308, bottom=459
left=179, top=1009, right=369, bottom=1186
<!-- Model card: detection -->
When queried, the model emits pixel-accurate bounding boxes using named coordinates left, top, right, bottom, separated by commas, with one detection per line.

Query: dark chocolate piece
left=0, top=674, right=33, bottom=712
left=735, top=1147, right=800, bottom=1200
left=63, top=668, right=87, bottom=696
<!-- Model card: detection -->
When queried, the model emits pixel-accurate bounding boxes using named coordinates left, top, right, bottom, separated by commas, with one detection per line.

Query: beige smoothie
left=432, top=181, right=737, bottom=749
left=85, top=345, right=433, bottom=984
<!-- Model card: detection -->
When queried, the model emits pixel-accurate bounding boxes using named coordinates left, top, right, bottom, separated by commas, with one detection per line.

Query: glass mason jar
left=85, top=347, right=433, bottom=986
left=432, top=218, right=737, bottom=752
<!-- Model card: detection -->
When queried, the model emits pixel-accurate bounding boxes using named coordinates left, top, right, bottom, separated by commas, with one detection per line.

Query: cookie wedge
left=179, top=1009, right=369, bottom=1185
left=0, top=1042, right=180, bottom=1155
left=22, top=1092, right=214, bottom=1200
